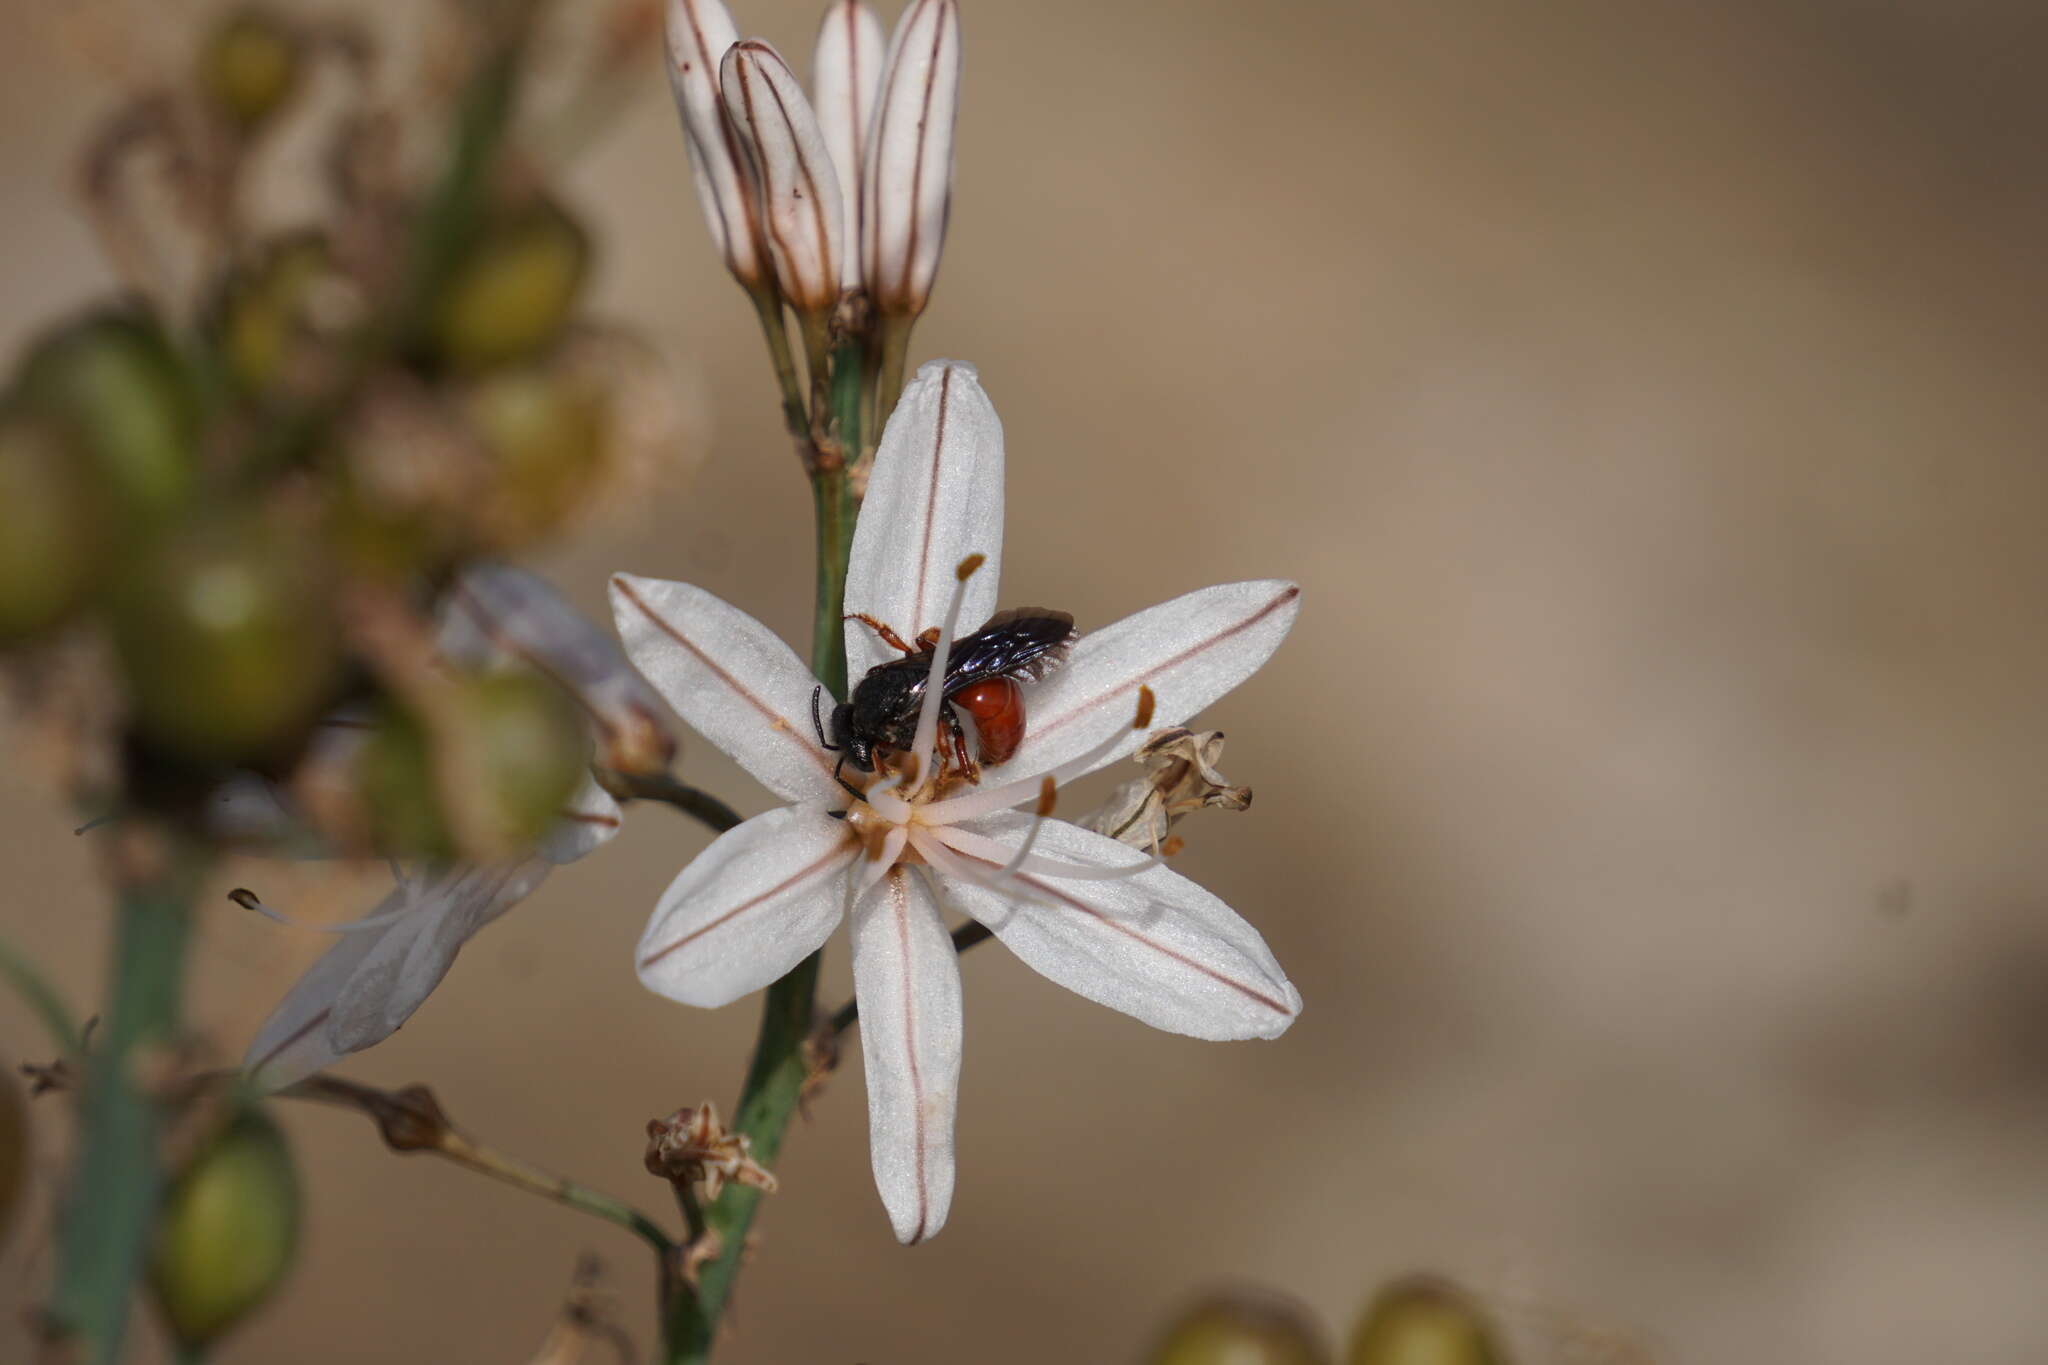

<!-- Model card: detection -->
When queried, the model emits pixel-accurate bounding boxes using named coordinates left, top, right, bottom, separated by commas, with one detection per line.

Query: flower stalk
left=48, top=829, right=211, bottom=1364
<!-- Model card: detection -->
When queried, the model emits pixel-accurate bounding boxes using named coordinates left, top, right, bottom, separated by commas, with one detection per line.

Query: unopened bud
left=862, top=0, right=960, bottom=318
left=1149, top=1290, right=1331, bottom=1365
left=150, top=1108, right=301, bottom=1350
left=812, top=1, right=885, bottom=291
left=665, top=0, right=770, bottom=289
left=198, top=8, right=302, bottom=130
left=1348, top=1276, right=1506, bottom=1365
left=721, top=41, right=846, bottom=317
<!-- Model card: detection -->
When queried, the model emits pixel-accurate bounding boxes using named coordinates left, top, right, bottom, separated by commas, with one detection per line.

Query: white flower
left=665, top=0, right=961, bottom=316
left=611, top=360, right=1301, bottom=1243
left=242, top=568, right=653, bottom=1089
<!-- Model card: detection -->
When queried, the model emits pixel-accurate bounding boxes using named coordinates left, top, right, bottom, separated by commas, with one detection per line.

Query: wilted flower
left=242, top=567, right=669, bottom=1088
left=644, top=1101, right=778, bottom=1199
left=612, top=359, right=1300, bottom=1242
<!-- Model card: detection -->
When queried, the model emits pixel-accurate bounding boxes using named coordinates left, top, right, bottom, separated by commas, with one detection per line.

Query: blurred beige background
left=6, top=0, right=2048, bottom=1360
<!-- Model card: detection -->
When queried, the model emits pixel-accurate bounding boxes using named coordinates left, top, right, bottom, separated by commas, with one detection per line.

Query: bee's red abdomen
left=952, top=677, right=1026, bottom=766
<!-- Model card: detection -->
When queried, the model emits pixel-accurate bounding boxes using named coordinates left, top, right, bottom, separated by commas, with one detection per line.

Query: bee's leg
left=944, top=709, right=980, bottom=784
left=914, top=627, right=942, bottom=650
left=842, top=613, right=919, bottom=655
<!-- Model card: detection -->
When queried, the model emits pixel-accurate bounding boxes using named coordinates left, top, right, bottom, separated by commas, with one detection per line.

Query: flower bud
left=357, top=670, right=591, bottom=861
left=812, top=1, right=885, bottom=291
left=1149, top=1290, right=1332, bottom=1365
left=197, top=8, right=302, bottom=130
left=720, top=41, right=846, bottom=317
left=463, top=363, right=609, bottom=549
left=17, top=308, right=198, bottom=524
left=0, top=408, right=113, bottom=644
left=665, top=0, right=770, bottom=290
left=430, top=198, right=590, bottom=372
left=1347, top=1276, right=1505, bottom=1365
left=111, top=513, right=341, bottom=763
left=862, top=0, right=961, bottom=318
left=150, top=1108, right=301, bottom=1350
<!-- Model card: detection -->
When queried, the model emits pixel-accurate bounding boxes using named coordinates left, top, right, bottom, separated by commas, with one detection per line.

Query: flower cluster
left=615, top=361, right=1302, bottom=1242
left=665, top=0, right=960, bottom=322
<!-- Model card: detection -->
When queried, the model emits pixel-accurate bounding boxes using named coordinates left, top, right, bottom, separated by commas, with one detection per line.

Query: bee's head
left=828, top=701, right=872, bottom=771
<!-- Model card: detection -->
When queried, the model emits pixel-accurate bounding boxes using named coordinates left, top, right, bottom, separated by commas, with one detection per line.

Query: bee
left=816, top=607, right=1076, bottom=781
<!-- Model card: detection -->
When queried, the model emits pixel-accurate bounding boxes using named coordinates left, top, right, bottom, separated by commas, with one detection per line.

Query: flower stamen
left=904, top=552, right=984, bottom=790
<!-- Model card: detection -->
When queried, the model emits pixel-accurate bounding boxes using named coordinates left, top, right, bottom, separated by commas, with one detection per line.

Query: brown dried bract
left=1079, top=728, right=1252, bottom=853
left=643, top=1102, right=777, bottom=1201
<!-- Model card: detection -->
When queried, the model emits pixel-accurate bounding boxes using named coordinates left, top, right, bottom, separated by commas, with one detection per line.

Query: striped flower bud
left=664, top=0, right=769, bottom=290
left=720, top=40, right=847, bottom=317
left=812, top=1, right=885, bottom=292
left=862, top=0, right=961, bottom=318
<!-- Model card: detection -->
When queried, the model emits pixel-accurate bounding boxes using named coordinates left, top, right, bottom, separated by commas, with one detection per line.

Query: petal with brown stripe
left=637, top=806, right=857, bottom=1008
left=843, top=360, right=1004, bottom=681
left=610, top=573, right=845, bottom=806
left=850, top=867, right=961, bottom=1244
left=938, top=814, right=1300, bottom=1041
left=993, top=580, right=1301, bottom=784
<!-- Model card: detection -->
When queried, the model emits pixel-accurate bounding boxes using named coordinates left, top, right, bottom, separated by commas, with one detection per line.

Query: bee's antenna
left=811, top=685, right=840, bottom=751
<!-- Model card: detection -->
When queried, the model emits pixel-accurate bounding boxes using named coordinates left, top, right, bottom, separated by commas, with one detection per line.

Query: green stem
left=747, top=286, right=809, bottom=449
left=671, top=347, right=866, bottom=1364
left=602, top=770, right=744, bottom=834
left=49, top=834, right=209, bottom=1364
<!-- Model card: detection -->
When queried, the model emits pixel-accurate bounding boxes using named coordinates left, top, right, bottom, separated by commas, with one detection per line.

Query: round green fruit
left=431, top=199, right=590, bottom=371
left=0, top=409, right=112, bottom=643
left=1348, top=1277, right=1505, bottom=1365
left=359, top=671, right=589, bottom=859
left=198, top=9, right=302, bottom=130
left=466, top=365, right=608, bottom=548
left=1150, top=1292, right=1332, bottom=1365
left=16, top=308, right=197, bottom=523
left=215, top=232, right=332, bottom=394
left=151, top=1108, right=300, bottom=1349
left=111, top=514, right=340, bottom=762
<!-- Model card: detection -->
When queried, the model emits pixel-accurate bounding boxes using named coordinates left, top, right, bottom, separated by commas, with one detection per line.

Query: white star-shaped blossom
left=611, top=360, right=1302, bottom=1244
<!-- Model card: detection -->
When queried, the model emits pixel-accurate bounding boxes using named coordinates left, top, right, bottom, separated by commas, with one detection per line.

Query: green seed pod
left=1149, top=1291, right=1332, bottom=1365
left=359, top=671, right=589, bottom=859
left=151, top=1108, right=300, bottom=1349
left=466, top=364, right=608, bottom=549
left=1348, top=1276, right=1505, bottom=1365
left=197, top=8, right=302, bottom=130
left=214, top=232, right=333, bottom=395
left=431, top=199, right=590, bottom=372
left=0, top=408, right=113, bottom=643
left=16, top=308, right=197, bottom=524
left=111, top=513, right=340, bottom=763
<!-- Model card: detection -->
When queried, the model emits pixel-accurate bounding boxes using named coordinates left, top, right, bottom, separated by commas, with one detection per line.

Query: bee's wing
left=945, top=609, right=1077, bottom=688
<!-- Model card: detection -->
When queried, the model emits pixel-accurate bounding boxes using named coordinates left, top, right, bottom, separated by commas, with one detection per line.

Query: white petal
left=843, top=360, right=1004, bottom=681
left=849, top=867, right=961, bottom=1243
left=862, top=0, right=961, bottom=317
left=721, top=41, right=846, bottom=315
left=539, top=775, right=624, bottom=865
left=245, top=924, right=382, bottom=1089
left=938, top=813, right=1299, bottom=1040
left=665, top=0, right=767, bottom=285
left=998, top=580, right=1300, bottom=783
left=327, top=862, right=551, bottom=1053
left=637, top=806, right=856, bottom=1008
left=443, top=563, right=680, bottom=777
left=812, top=0, right=885, bottom=291
left=610, top=573, right=844, bottom=805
